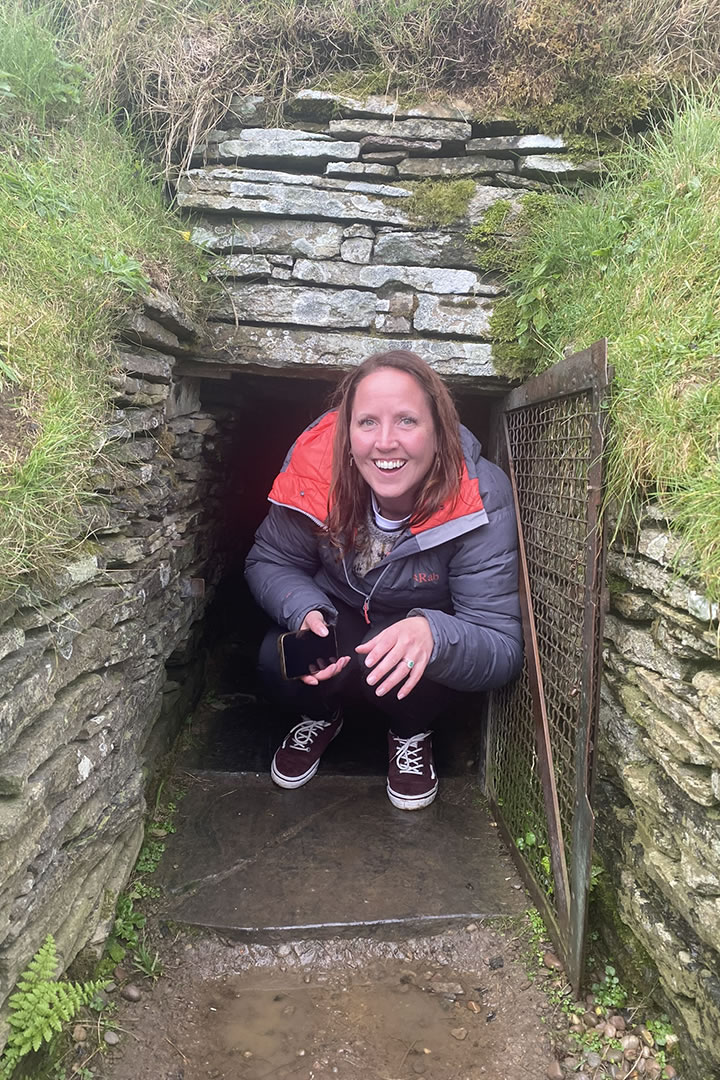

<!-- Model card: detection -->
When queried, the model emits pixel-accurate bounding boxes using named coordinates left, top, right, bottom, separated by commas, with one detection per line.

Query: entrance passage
left=155, top=371, right=525, bottom=940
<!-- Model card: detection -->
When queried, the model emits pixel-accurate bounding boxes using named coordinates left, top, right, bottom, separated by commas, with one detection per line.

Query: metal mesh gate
left=487, top=341, right=610, bottom=990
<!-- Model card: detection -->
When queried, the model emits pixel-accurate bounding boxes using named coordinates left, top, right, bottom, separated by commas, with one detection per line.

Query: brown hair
left=327, top=350, right=464, bottom=551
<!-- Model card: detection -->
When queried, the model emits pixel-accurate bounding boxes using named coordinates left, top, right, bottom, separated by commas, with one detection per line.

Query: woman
left=245, top=350, right=523, bottom=810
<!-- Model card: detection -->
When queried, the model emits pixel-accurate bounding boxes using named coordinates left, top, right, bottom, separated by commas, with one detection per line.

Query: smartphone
left=278, top=626, right=339, bottom=680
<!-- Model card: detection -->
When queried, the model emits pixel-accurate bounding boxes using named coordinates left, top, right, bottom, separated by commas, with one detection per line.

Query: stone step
left=158, top=773, right=525, bottom=941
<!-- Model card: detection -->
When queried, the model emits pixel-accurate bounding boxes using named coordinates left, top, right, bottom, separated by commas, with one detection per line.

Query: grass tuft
left=497, top=92, right=720, bottom=600
left=0, top=2, right=209, bottom=595
left=44, top=0, right=720, bottom=170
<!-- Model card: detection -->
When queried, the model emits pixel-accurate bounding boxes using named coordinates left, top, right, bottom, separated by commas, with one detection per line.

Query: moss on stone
left=406, top=179, right=475, bottom=227
left=466, top=199, right=513, bottom=272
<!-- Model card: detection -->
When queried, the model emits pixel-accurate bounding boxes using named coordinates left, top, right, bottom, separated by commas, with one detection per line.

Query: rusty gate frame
left=486, top=340, right=611, bottom=991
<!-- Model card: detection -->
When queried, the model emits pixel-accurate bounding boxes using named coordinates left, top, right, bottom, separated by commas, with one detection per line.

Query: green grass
left=48, top=0, right=720, bottom=169
left=0, top=2, right=208, bottom=595
left=497, top=93, right=720, bottom=600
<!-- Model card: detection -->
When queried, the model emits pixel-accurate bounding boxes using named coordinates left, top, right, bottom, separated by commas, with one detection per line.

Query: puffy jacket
left=245, top=410, right=523, bottom=693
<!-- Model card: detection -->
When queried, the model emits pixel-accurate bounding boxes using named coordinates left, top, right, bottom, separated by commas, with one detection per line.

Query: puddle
left=99, top=932, right=553, bottom=1080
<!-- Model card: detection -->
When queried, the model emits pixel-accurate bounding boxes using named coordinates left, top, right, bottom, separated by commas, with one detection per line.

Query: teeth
left=375, top=460, right=405, bottom=470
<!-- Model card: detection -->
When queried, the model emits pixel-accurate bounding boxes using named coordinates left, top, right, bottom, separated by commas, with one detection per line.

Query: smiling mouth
left=373, top=460, right=406, bottom=472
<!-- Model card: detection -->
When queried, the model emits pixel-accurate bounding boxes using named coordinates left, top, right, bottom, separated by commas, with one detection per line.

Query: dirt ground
left=91, top=923, right=561, bottom=1080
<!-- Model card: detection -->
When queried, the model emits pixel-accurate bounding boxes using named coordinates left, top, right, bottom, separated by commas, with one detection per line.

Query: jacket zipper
left=342, top=558, right=392, bottom=625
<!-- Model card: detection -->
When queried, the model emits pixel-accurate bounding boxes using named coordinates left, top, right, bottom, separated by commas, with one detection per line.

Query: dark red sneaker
left=387, top=730, right=438, bottom=810
left=271, top=714, right=343, bottom=789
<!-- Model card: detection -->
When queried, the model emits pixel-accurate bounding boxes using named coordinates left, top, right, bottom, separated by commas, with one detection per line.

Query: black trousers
left=257, top=600, right=457, bottom=738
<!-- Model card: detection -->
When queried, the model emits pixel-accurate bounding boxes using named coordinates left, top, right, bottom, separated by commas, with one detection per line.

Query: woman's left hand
left=355, top=616, right=434, bottom=700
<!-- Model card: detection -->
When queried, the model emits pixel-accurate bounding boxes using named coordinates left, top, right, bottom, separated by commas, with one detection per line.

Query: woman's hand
left=355, top=616, right=434, bottom=699
left=298, top=610, right=351, bottom=686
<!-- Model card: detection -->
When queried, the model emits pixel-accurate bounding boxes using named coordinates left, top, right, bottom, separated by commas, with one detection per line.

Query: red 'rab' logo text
left=413, top=572, right=440, bottom=584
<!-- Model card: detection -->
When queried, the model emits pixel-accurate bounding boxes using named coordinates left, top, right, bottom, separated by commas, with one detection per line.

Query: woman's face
left=349, top=367, right=437, bottom=519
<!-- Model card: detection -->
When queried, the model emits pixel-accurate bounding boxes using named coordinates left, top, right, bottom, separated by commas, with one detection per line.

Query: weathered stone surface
left=121, top=313, right=180, bottom=353
left=359, top=136, right=442, bottom=156
left=183, top=165, right=406, bottom=197
left=115, top=345, right=174, bottom=383
left=372, top=229, right=486, bottom=271
left=225, top=94, right=267, bottom=127
left=178, top=174, right=412, bottom=226
left=397, top=155, right=513, bottom=179
left=326, top=161, right=397, bottom=180
left=607, top=550, right=719, bottom=623
left=464, top=185, right=523, bottom=225
left=211, top=254, right=273, bottom=278
left=142, top=290, right=198, bottom=340
left=286, top=89, right=470, bottom=123
left=199, top=323, right=501, bottom=383
left=340, top=237, right=373, bottom=263
left=413, top=293, right=493, bottom=337
left=617, top=679, right=712, bottom=768
left=361, top=151, right=407, bottom=164
left=0, top=628, right=24, bottom=664
left=217, top=134, right=360, bottom=166
left=517, top=155, right=602, bottom=184
left=192, top=218, right=344, bottom=258
left=604, top=615, right=693, bottom=681
left=329, top=118, right=471, bottom=141
left=467, top=134, right=568, bottom=156
left=291, top=258, right=483, bottom=295
left=211, top=283, right=378, bottom=329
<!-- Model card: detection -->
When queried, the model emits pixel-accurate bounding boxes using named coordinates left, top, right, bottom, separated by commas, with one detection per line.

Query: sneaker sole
left=386, top=781, right=439, bottom=811
left=270, top=719, right=343, bottom=790
left=271, top=757, right=321, bottom=789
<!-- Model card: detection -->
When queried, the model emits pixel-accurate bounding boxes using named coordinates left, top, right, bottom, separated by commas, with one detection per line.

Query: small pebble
left=543, top=951, right=563, bottom=972
left=121, top=984, right=142, bottom=1002
left=450, top=1027, right=468, bottom=1041
left=546, top=1062, right=563, bottom=1080
left=412, top=1063, right=426, bottom=1075
left=296, top=1049, right=306, bottom=1058
left=432, top=982, right=464, bottom=996
left=586, top=1052, right=602, bottom=1068
left=622, top=1035, right=640, bottom=1052
left=104, top=981, right=117, bottom=993
left=664, top=1066, right=677, bottom=1079
left=488, top=955, right=504, bottom=970
left=72, top=1025, right=87, bottom=1043
left=113, top=965, right=129, bottom=981
left=467, top=1001, right=482, bottom=1013
left=610, top=1014, right=626, bottom=1031
left=465, top=923, right=478, bottom=933
left=277, top=944, right=292, bottom=957
left=604, top=1022, right=617, bottom=1039
left=303, top=974, right=312, bottom=984
left=104, top=1030, right=120, bottom=1047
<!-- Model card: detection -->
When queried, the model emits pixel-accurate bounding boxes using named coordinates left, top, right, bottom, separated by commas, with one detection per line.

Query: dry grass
left=52, top=0, right=720, bottom=171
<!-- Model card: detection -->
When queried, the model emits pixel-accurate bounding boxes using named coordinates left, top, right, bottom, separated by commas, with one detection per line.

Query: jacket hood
left=267, top=410, right=487, bottom=537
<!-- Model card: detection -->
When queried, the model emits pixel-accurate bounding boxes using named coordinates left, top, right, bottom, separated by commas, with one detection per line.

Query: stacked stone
left=596, top=503, right=720, bottom=1072
left=0, top=291, right=223, bottom=1030
left=177, top=91, right=601, bottom=386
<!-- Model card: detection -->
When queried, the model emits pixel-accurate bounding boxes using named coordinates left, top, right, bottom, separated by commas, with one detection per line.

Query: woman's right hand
left=299, top=610, right=351, bottom=686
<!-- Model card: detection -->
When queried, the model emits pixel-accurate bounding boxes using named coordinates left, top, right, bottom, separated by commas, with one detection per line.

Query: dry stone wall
left=595, top=505, right=720, bottom=1072
left=0, top=293, right=227, bottom=1029
left=177, top=90, right=600, bottom=386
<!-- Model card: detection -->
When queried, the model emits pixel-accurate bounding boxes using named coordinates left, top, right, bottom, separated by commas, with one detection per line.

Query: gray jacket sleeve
left=408, top=491, right=523, bottom=693
left=245, top=505, right=338, bottom=631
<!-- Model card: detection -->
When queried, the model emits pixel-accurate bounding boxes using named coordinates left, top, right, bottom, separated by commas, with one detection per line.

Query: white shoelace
left=287, top=718, right=332, bottom=752
left=391, top=731, right=433, bottom=775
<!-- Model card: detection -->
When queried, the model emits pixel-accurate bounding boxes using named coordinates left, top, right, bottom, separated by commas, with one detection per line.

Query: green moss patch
left=406, top=179, right=475, bottom=227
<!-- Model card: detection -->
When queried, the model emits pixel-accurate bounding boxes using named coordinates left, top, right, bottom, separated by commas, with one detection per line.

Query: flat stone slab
left=330, top=118, right=471, bottom=142
left=160, top=774, right=526, bottom=939
left=517, top=155, right=602, bottom=183
left=372, top=229, right=482, bottom=270
left=217, top=136, right=360, bottom=167
left=192, top=324, right=502, bottom=384
left=326, top=161, right=397, bottom=180
left=397, top=155, right=513, bottom=179
left=414, top=294, right=494, bottom=338
left=191, top=218, right=344, bottom=258
left=286, top=89, right=471, bottom=122
left=291, top=258, right=486, bottom=296
left=178, top=172, right=413, bottom=225
left=212, top=284, right=378, bottom=329
left=467, top=134, right=568, bottom=156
